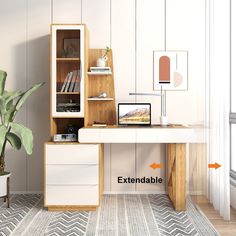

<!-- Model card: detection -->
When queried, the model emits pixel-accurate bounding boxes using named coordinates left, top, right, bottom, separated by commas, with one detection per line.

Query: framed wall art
left=63, top=38, right=80, bottom=58
left=153, top=51, right=188, bottom=91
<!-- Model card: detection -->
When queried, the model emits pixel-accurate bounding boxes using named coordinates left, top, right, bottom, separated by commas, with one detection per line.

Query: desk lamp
left=129, top=86, right=168, bottom=125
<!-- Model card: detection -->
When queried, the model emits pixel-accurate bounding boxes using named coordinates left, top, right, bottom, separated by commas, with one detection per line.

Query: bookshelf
left=85, top=49, right=116, bottom=126
left=50, top=24, right=89, bottom=137
left=45, top=25, right=105, bottom=212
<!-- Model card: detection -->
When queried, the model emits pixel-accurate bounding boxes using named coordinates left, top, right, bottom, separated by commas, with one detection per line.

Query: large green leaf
left=3, top=91, right=22, bottom=104
left=0, top=125, right=7, bottom=154
left=4, top=103, right=16, bottom=124
left=0, top=70, right=7, bottom=95
left=10, top=122, right=33, bottom=155
left=6, top=99, right=13, bottom=110
left=6, top=132, right=21, bottom=150
left=0, top=97, right=6, bottom=115
left=15, top=82, right=44, bottom=111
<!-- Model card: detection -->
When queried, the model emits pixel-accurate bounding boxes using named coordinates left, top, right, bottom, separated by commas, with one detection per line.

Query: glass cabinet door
left=51, top=25, right=84, bottom=118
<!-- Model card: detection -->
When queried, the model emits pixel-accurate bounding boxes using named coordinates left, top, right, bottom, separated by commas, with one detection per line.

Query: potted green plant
left=96, top=46, right=110, bottom=67
left=0, top=70, right=44, bottom=198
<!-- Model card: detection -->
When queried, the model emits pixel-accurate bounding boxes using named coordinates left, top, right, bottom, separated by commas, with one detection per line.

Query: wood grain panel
left=86, top=49, right=116, bottom=126
left=27, top=0, right=51, bottom=191
left=82, top=0, right=110, bottom=48
left=0, top=0, right=27, bottom=191
left=167, top=143, right=186, bottom=210
left=52, top=0, right=82, bottom=24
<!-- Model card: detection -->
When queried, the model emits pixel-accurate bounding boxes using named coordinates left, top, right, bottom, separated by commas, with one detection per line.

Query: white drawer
left=45, top=144, right=99, bottom=164
left=46, top=165, right=98, bottom=185
left=45, top=185, right=99, bottom=206
left=79, top=128, right=136, bottom=143
left=78, top=129, right=101, bottom=143
left=100, top=128, right=136, bottom=143
left=136, top=128, right=196, bottom=143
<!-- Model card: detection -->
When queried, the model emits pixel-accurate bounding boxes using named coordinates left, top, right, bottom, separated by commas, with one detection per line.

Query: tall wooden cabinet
left=50, top=25, right=88, bottom=135
left=44, top=24, right=103, bottom=211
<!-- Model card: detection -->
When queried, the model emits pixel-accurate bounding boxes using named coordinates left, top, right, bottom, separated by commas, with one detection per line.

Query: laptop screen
left=118, top=103, right=151, bottom=125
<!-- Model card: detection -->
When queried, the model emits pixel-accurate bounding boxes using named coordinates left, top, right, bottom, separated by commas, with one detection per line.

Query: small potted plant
left=97, top=46, right=110, bottom=67
left=0, top=70, right=44, bottom=202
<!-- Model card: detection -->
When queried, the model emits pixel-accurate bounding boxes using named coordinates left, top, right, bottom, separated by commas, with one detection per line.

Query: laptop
left=118, top=103, right=151, bottom=126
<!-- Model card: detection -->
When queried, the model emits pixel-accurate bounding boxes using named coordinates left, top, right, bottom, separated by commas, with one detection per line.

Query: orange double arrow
left=150, top=163, right=163, bottom=170
left=150, top=162, right=221, bottom=170
left=208, top=162, right=221, bottom=170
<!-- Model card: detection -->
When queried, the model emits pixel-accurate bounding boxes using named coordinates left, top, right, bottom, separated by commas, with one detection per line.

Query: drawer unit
left=46, top=164, right=98, bottom=185
left=46, top=185, right=99, bottom=206
left=45, top=144, right=99, bottom=164
left=44, top=143, right=102, bottom=210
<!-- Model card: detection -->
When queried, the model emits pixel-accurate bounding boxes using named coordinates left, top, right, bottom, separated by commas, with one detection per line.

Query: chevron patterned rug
left=0, top=194, right=219, bottom=236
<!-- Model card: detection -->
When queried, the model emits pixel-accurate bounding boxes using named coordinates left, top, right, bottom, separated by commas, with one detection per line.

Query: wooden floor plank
left=193, top=195, right=236, bottom=236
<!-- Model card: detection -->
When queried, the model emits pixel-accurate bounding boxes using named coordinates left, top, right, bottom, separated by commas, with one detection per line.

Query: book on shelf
left=92, top=121, right=107, bottom=127
left=60, top=72, right=71, bottom=92
left=64, top=72, right=73, bottom=92
left=92, top=124, right=107, bottom=127
left=60, top=70, right=81, bottom=93
left=68, top=70, right=77, bottom=92
left=90, top=66, right=111, bottom=72
left=74, top=70, right=81, bottom=92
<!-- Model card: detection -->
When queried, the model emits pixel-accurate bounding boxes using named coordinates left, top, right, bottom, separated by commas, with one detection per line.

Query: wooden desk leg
left=167, top=143, right=186, bottom=211
left=7, top=177, right=10, bottom=208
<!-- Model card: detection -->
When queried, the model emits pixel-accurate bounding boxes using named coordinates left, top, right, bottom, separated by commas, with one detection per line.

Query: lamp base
left=160, top=116, right=168, bottom=126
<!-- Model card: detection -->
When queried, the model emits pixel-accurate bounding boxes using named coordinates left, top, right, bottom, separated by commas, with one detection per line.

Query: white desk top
left=78, top=125, right=206, bottom=144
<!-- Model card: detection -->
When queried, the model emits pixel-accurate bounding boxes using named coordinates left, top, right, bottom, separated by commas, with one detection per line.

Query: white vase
left=0, top=173, right=10, bottom=197
left=96, top=57, right=106, bottom=67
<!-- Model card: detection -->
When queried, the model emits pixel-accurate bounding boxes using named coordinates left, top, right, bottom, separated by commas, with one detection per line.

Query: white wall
left=0, top=0, right=206, bottom=192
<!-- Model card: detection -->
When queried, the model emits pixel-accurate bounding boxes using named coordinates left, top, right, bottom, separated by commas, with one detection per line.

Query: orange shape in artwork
left=159, top=56, right=170, bottom=83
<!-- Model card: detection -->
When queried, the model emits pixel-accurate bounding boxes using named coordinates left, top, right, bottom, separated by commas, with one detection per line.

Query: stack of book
left=89, top=67, right=111, bottom=73
left=60, top=70, right=81, bottom=92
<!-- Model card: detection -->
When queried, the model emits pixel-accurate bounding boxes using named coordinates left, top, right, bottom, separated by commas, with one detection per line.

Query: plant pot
left=0, top=172, right=10, bottom=197
left=96, top=57, right=106, bottom=67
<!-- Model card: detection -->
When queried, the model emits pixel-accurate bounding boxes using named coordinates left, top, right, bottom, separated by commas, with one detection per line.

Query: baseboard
left=11, top=190, right=204, bottom=196
left=11, top=191, right=167, bottom=195
left=103, top=190, right=167, bottom=194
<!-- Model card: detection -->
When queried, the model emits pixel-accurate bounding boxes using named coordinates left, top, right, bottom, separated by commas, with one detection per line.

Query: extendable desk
left=78, top=125, right=205, bottom=211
